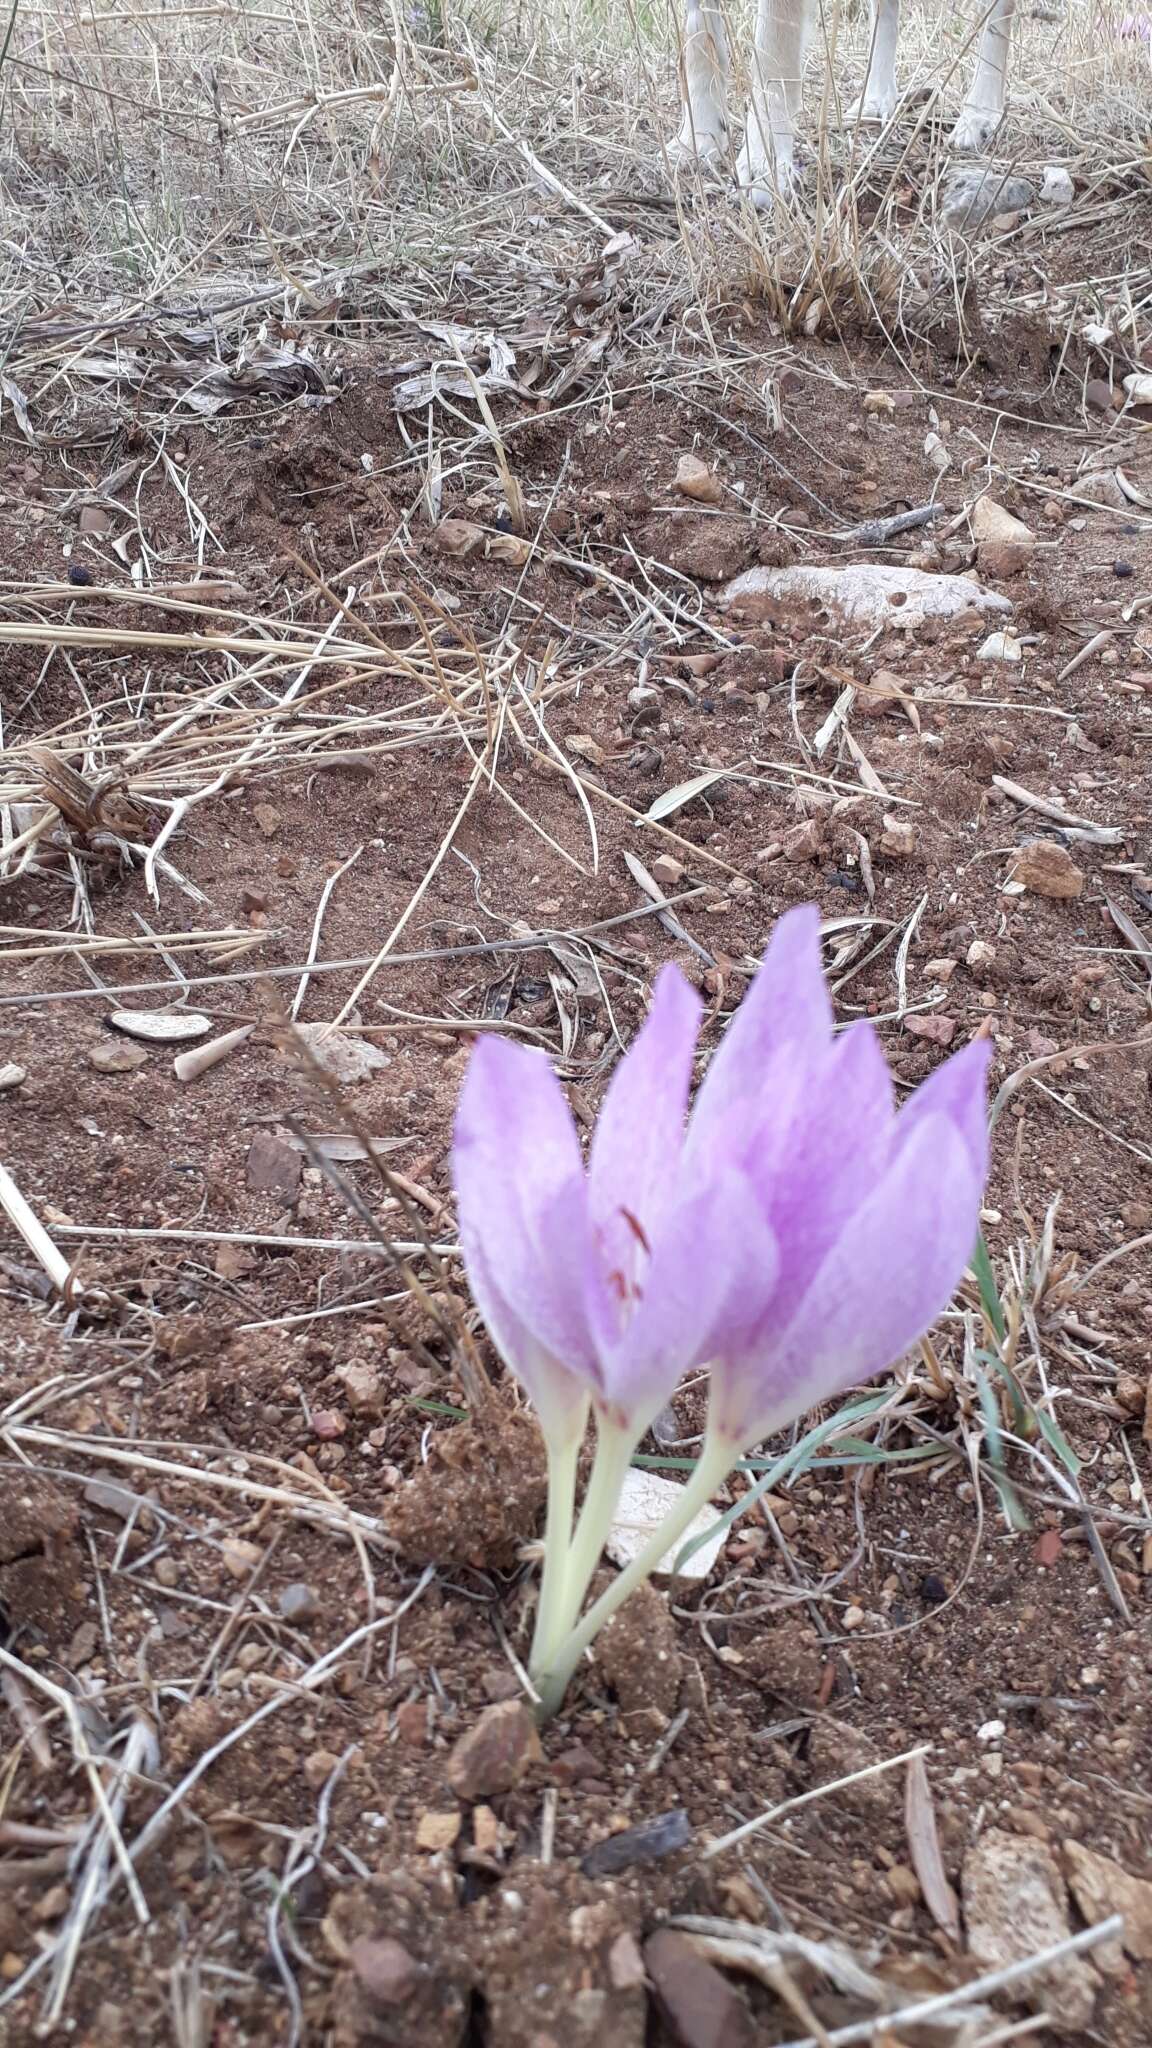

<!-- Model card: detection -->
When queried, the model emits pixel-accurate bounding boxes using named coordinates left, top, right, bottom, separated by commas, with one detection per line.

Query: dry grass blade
left=671, top=1914, right=1124, bottom=2047
left=0, top=1162, right=108, bottom=1310
left=702, top=1743, right=931, bottom=1860
left=4, top=1427, right=391, bottom=1543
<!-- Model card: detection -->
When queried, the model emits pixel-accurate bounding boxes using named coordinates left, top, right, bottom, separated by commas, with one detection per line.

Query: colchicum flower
left=453, top=905, right=989, bottom=1717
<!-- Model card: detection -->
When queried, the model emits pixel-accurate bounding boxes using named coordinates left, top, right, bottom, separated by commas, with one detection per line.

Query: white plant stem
left=540, top=1407, right=637, bottom=1658
left=528, top=1408, right=587, bottom=1674
left=532, top=1425, right=735, bottom=1723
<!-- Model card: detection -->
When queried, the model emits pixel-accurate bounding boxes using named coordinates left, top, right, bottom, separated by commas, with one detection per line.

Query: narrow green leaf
left=671, top=1391, right=891, bottom=1572
left=1033, top=1406, right=1081, bottom=1478
left=974, top=1364, right=1030, bottom=1530
left=971, top=1233, right=1006, bottom=1344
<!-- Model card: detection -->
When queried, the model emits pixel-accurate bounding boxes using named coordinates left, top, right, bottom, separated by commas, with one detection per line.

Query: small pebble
left=581, top=1808, right=691, bottom=1878
left=1113, top=561, right=1134, bottom=578
left=278, top=1582, right=319, bottom=1622
left=88, top=1039, right=148, bottom=1074
left=445, top=1700, right=541, bottom=1800
left=348, top=1935, right=421, bottom=2007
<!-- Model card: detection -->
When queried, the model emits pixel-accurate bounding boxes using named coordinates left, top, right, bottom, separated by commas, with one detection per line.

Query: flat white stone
left=108, top=1008, right=211, bottom=1043
left=292, top=1023, right=390, bottom=1083
left=720, top=563, right=1012, bottom=631
left=606, top=1468, right=726, bottom=1581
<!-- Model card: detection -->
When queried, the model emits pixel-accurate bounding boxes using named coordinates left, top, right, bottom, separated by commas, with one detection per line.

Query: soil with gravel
left=1, top=216, right=1152, bottom=2046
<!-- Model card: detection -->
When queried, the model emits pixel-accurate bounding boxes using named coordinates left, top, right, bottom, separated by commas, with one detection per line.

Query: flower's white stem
left=528, top=1406, right=587, bottom=1674
left=537, top=1408, right=636, bottom=1662
left=532, top=1427, right=735, bottom=1723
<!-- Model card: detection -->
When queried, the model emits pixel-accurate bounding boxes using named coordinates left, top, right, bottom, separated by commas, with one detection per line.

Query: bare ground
left=2, top=36, right=1152, bottom=2044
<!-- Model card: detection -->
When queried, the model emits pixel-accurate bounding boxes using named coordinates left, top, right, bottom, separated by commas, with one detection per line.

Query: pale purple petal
left=600, top=1168, right=779, bottom=1428
left=457, top=1035, right=583, bottom=1199
left=686, top=906, right=832, bottom=1171
left=454, top=1037, right=601, bottom=1420
left=747, top=1020, right=894, bottom=1324
left=712, top=1115, right=983, bottom=1446
left=458, top=1210, right=592, bottom=1437
left=588, top=964, right=702, bottom=1245
left=892, top=1037, right=991, bottom=1181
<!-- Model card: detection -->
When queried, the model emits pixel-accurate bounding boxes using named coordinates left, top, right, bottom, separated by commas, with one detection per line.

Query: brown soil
left=2, top=204, right=1152, bottom=2047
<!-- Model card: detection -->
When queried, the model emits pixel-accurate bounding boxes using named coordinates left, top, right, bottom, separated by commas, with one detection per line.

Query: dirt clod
left=348, top=1935, right=423, bottom=2006
left=595, top=1579, right=682, bottom=1717
left=1008, top=840, right=1085, bottom=898
left=391, top=1416, right=546, bottom=1569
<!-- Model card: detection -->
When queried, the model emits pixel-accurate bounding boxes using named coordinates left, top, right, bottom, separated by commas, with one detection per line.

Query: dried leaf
left=282, top=1131, right=408, bottom=1163
left=1115, top=467, right=1152, bottom=511
left=904, top=1753, right=961, bottom=1942
left=0, top=374, right=36, bottom=443
left=546, top=330, right=610, bottom=402
left=644, top=770, right=729, bottom=822
left=487, top=530, right=532, bottom=566
left=843, top=729, right=890, bottom=797
left=861, top=668, right=921, bottom=732
left=1105, top=897, right=1152, bottom=979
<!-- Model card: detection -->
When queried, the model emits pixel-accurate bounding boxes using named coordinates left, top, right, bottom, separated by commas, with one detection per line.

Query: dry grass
left=0, top=0, right=1148, bottom=321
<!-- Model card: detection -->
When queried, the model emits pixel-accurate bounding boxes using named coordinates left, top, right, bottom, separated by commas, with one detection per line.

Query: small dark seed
left=1112, top=561, right=1134, bottom=578
left=920, top=1572, right=948, bottom=1605
left=68, top=563, right=94, bottom=585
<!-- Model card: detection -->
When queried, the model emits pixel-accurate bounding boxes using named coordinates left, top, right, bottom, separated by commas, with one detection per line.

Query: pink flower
left=454, top=905, right=989, bottom=1456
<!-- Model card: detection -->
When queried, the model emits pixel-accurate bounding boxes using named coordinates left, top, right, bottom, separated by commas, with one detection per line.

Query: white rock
left=292, top=1023, right=391, bottom=1084
left=1040, top=166, right=1074, bottom=206
left=972, top=496, right=1034, bottom=546
left=963, top=1830, right=1099, bottom=2032
left=108, top=1008, right=212, bottom=1043
left=720, top=562, right=1012, bottom=631
left=941, top=167, right=1035, bottom=231
left=924, top=430, right=951, bottom=474
left=1122, top=372, right=1152, bottom=405
left=606, top=1468, right=727, bottom=1581
left=977, top=630, right=1023, bottom=663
